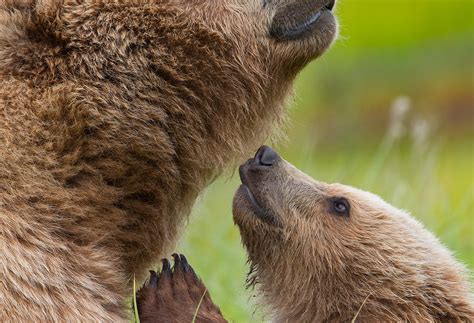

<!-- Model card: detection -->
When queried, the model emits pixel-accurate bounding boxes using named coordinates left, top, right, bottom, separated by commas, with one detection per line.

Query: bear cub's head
left=233, top=146, right=473, bottom=322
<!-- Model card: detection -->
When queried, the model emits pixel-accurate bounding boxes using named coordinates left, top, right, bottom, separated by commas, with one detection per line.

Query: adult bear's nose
left=254, top=145, right=279, bottom=166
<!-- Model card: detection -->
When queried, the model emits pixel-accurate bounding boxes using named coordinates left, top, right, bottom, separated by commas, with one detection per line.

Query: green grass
left=173, top=1, right=474, bottom=321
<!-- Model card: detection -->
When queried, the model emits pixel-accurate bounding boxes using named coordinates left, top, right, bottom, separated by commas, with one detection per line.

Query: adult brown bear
left=0, top=0, right=338, bottom=320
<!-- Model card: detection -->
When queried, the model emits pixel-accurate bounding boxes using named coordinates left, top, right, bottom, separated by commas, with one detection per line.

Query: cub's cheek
left=232, top=192, right=248, bottom=225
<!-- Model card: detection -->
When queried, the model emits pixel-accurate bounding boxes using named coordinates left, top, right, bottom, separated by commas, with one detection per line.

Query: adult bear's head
left=1, top=0, right=338, bottom=176
left=179, top=0, right=338, bottom=75
left=162, top=0, right=339, bottom=173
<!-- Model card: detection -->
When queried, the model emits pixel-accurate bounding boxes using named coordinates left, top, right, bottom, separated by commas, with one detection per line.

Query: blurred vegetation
left=177, top=1, right=474, bottom=321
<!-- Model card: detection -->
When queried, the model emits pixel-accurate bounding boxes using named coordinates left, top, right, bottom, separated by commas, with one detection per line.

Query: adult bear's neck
left=48, top=53, right=292, bottom=280
left=17, top=2, right=293, bottom=279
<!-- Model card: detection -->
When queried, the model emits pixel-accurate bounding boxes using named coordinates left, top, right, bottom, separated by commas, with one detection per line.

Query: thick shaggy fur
left=0, top=0, right=337, bottom=320
left=233, top=147, right=474, bottom=322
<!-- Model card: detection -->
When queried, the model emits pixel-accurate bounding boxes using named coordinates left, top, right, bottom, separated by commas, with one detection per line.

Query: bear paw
left=136, top=254, right=227, bottom=323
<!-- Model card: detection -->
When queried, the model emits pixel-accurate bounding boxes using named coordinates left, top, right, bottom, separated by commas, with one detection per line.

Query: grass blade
left=351, top=293, right=371, bottom=323
left=192, top=289, right=207, bottom=323
left=133, top=274, right=140, bottom=323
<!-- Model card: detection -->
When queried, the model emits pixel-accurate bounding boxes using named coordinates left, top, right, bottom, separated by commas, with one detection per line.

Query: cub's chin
left=233, top=185, right=280, bottom=228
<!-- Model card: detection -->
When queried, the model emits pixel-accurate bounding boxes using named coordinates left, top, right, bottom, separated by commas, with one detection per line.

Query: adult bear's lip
left=270, top=0, right=336, bottom=41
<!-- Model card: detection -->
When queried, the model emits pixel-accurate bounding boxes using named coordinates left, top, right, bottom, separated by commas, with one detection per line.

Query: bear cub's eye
left=330, top=197, right=350, bottom=216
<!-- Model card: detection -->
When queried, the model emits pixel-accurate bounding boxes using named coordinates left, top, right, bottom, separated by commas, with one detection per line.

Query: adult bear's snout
left=269, top=0, right=337, bottom=41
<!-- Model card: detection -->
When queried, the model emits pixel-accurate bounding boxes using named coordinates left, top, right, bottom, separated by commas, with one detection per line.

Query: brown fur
left=0, top=0, right=337, bottom=320
left=233, top=147, right=474, bottom=322
left=136, top=254, right=226, bottom=323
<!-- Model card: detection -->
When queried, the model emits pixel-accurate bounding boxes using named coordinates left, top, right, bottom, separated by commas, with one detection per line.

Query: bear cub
left=139, top=146, right=473, bottom=322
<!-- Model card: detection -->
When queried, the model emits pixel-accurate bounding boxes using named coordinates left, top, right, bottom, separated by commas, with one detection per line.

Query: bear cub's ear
left=135, top=254, right=227, bottom=323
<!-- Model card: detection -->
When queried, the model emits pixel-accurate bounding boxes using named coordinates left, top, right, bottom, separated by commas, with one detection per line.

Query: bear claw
left=148, top=270, right=158, bottom=288
left=136, top=254, right=227, bottom=322
left=161, top=258, right=171, bottom=274
left=179, top=254, right=189, bottom=271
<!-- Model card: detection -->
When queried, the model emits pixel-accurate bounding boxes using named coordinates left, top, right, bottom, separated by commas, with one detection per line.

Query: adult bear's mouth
left=270, top=0, right=336, bottom=41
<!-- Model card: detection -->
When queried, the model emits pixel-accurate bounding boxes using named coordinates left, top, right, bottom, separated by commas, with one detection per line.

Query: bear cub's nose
left=254, top=145, right=279, bottom=166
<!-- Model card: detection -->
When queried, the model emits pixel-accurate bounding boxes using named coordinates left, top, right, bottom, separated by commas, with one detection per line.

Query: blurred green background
left=178, top=1, right=474, bottom=321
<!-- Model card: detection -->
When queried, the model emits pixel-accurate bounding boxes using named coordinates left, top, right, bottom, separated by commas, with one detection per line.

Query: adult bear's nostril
left=255, top=145, right=279, bottom=166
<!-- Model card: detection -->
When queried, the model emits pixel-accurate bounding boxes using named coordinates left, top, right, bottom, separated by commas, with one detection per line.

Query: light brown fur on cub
left=234, top=147, right=474, bottom=322
left=0, top=0, right=337, bottom=320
